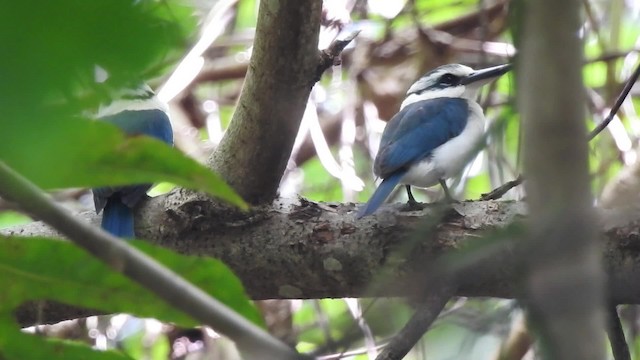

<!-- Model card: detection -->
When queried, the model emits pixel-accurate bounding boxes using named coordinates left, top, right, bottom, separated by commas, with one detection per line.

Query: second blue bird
left=357, top=63, right=511, bottom=218
left=92, top=86, right=173, bottom=238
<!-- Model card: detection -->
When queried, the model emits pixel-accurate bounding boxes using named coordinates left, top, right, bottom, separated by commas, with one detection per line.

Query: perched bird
left=92, top=86, right=173, bottom=238
left=357, top=63, right=511, bottom=218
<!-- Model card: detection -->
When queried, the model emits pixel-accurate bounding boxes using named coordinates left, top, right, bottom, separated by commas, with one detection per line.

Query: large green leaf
left=0, top=0, right=192, bottom=106
left=0, top=0, right=247, bottom=209
left=0, top=236, right=263, bottom=327
left=0, top=115, right=247, bottom=209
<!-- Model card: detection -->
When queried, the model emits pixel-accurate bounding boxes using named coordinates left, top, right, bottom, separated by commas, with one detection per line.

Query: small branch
left=607, top=306, right=631, bottom=360
left=585, top=49, right=640, bottom=65
left=375, top=286, right=454, bottom=360
left=588, top=60, right=640, bottom=141
left=314, top=30, right=360, bottom=82
left=208, top=0, right=325, bottom=204
left=0, top=161, right=301, bottom=360
left=179, top=92, right=207, bottom=128
left=480, top=175, right=524, bottom=200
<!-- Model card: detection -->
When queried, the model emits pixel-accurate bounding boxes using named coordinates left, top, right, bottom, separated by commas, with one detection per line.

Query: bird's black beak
left=461, top=63, right=512, bottom=85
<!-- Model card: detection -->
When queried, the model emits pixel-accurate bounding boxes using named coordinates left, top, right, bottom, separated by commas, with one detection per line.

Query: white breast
left=400, top=101, right=486, bottom=188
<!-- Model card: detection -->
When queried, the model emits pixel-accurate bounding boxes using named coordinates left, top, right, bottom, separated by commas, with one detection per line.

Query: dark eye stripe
left=439, top=73, right=460, bottom=85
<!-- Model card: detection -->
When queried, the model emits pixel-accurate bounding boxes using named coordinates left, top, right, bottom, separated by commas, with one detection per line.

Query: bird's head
left=401, top=63, right=511, bottom=108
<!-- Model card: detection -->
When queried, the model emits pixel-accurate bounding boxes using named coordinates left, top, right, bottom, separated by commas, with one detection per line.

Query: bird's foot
left=438, top=179, right=460, bottom=204
left=401, top=185, right=425, bottom=212
left=401, top=198, right=426, bottom=212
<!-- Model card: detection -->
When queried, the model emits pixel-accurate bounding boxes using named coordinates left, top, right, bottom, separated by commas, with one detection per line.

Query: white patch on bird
left=401, top=86, right=465, bottom=108
left=400, top=101, right=486, bottom=188
left=97, top=96, right=169, bottom=118
left=401, top=63, right=492, bottom=108
left=406, top=64, right=474, bottom=96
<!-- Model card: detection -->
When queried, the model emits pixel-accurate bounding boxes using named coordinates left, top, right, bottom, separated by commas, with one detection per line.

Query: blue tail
left=101, top=198, right=135, bottom=239
left=357, top=172, right=405, bottom=218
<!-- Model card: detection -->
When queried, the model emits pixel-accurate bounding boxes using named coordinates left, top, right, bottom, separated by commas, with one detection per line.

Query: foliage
left=0, top=0, right=245, bottom=208
left=2, top=0, right=640, bottom=358
left=0, top=1, right=253, bottom=359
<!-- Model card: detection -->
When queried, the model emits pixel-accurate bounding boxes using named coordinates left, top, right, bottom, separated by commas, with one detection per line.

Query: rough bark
left=6, top=198, right=640, bottom=327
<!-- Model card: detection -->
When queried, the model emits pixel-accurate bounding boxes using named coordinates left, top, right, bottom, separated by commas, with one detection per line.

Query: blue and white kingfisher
left=92, top=86, right=173, bottom=238
left=357, top=63, right=511, bottom=218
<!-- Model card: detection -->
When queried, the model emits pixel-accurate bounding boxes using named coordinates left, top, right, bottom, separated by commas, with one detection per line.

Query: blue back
left=374, top=98, right=469, bottom=178
left=93, top=108, right=173, bottom=238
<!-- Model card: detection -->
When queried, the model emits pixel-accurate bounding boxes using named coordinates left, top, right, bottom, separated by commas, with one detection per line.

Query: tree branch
left=588, top=60, right=640, bottom=141
left=7, top=197, right=640, bottom=327
left=607, top=305, right=631, bottom=360
left=314, top=31, right=360, bottom=82
left=375, top=285, right=454, bottom=360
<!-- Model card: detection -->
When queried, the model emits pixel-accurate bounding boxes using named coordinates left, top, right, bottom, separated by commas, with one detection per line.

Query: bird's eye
left=439, top=74, right=459, bottom=85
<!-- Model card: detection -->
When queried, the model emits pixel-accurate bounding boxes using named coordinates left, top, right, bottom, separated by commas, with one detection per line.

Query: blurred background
left=5, top=0, right=640, bottom=358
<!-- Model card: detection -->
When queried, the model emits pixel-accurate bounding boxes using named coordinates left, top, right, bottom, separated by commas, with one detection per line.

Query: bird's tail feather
left=101, top=199, right=134, bottom=239
left=357, top=172, right=404, bottom=218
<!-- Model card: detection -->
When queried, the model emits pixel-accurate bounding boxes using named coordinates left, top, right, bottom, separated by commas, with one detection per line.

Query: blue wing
left=101, top=109, right=173, bottom=145
left=100, top=197, right=135, bottom=238
left=93, top=108, right=173, bottom=238
left=357, top=98, right=469, bottom=218
left=374, top=98, right=469, bottom=178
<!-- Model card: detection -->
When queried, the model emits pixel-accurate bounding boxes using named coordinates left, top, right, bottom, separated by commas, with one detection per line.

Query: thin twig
left=0, top=161, right=302, bottom=360
left=607, top=306, right=631, bottom=360
left=374, top=285, right=454, bottom=360
left=317, top=342, right=388, bottom=360
left=588, top=61, right=640, bottom=141
left=481, top=175, right=524, bottom=200
left=309, top=299, right=380, bottom=358
left=314, top=30, right=360, bottom=82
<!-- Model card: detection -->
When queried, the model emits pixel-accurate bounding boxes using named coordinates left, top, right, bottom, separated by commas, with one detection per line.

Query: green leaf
left=0, top=116, right=247, bottom=209
left=583, top=62, right=608, bottom=88
left=465, top=173, right=491, bottom=199
left=0, top=314, right=131, bottom=360
left=135, top=241, right=264, bottom=327
left=119, top=329, right=169, bottom=360
left=301, top=156, right=344, bottom=202
left=0, top=0, right=194, bottom=107
left=0, top=0, right=246, bottom=210
left=235, top=0, right=258, bottom=30
left=0, top=236, right=263, bottom=327
left=0, top=211, right=32, bottom=230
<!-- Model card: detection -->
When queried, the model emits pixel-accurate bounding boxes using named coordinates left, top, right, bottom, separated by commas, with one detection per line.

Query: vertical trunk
left=518, top=0, right=606, bottom=358
left=209, top=0, right=323, bottom=204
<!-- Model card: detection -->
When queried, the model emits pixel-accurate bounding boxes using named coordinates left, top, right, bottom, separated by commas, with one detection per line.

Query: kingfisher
left=357, top=63, right=511, bottom=218
left=92, top=85, right=174, bottom=238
